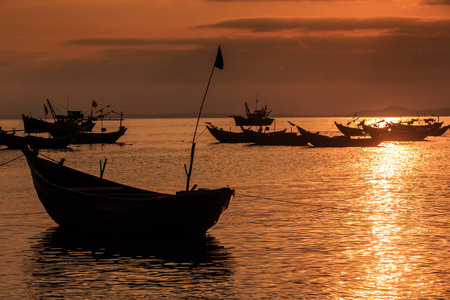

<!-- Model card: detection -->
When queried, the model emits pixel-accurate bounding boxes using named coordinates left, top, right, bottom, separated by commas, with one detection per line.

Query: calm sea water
left=1, top=117, right=449, bottom=299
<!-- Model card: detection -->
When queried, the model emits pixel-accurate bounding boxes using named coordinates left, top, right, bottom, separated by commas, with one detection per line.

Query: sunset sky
left=0, top=0, right=449, bottom=118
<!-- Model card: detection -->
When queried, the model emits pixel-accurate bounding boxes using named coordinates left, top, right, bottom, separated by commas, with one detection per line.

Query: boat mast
left=46, top=99, right=57, bottom=121
left=185, top=46, right=223, bottom=191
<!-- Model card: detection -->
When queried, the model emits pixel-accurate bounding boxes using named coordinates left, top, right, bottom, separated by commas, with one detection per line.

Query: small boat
left=362, top=124, right=430, bottom=141
left=232, top=102, right=274, bottom=126
left=206, top=123, right=251, bottom=143
left=295, top=125, right=384, bottom=147
left=47, top=111, right=127, bottom=144
left=241, top=127, right=308, bottom=146
left=51, top=126, right=127, bottom=144
left=22, top=147, right=234, bottom=236
left=0, top=131, right=76, bottom=149
left=334, top=121, right=366, bottom=137
left=23, top=99, right=97, bottom=134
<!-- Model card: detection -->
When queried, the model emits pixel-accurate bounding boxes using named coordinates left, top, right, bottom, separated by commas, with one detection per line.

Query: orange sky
left=0, top=0, right=449, bottom=117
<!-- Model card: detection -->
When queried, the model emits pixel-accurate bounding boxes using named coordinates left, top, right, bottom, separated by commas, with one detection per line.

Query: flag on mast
left=214, top=46, right=224, bottom=70
left=44, top=104, right=48, bottom=115
left=92, top=100, right=98, bottom=108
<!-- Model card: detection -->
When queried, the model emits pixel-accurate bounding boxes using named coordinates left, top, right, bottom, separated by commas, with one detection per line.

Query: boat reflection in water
left=27, top=227, right=235, bottom=299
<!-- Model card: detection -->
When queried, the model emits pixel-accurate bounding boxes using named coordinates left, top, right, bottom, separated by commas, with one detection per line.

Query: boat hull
left=206, top=125, right=251, bottom=143
left=50, top=127, right=127, bottom=144
left=242, top=128, right=308, bottom=146
left=296, top=126, right=383, bottom=147
left=334, top=122, right=366, bottom=137
left=0, top=132, right=75, bottom=149
left=24, top=152, right=234, bottom=236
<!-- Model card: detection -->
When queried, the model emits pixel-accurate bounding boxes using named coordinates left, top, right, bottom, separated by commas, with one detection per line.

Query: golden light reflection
left=347, top=142, right=428, bottom=299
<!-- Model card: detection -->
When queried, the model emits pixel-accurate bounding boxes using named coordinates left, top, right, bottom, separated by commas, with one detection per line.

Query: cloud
left=421, top=0, right=450, bottom=5
left=1, top=20, right=450, bottom=117
left=198, top=16, right=450, bottom=36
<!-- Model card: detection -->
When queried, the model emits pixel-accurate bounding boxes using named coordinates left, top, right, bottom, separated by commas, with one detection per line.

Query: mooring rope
left=237, top=192, right=354, bottom=212
left=237, top=192, right=450, bottom=225
left=39, top=153, right=61, bottom=163
left=0, top=154, right=24, bottom=167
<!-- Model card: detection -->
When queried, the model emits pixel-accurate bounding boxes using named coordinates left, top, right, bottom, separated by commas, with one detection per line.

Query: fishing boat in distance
left=293, top=124, right=384, bottom=147
left=22, top=99, right=97, bottom=134
left=241, top=126, right=308, bottom=146
left=334, top=121, right=366, bottom=137
left=206, top=123, right=252, bottom=143
left=49, top=111, right=127, bottom=144
left=21, top=46, right=234, bottom=237
left=0, top=130, right=76, bottom=149
left=232, top=101, right=274, bottom=126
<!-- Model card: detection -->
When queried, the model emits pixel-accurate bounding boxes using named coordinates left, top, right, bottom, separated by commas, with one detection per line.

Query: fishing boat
left=0, top=131, right=76, bottom=149
left=295, top=125, right=384, bottom=147
left=334, top=121, right=366, bottom=137
left=23, top=99, right=97, bottom=134
left=46, top=111, right=127, bottom=144
left=50, top=126, right=127, bottom=144
left=206, top=123, right=252, bottom=143
left=21, top=46, right=234, bottom=236
left=22, top=147, right=233, bottom=236
left=232, top=102, right=274, bottom=126
left=362, top=124, right=430, bottom=141
left=241, top=127, right=308, bottom=146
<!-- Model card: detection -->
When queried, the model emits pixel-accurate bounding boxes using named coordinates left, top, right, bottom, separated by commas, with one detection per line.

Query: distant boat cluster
left=0, top=99, right=126, bottom=149
left=206, top=103, right=449, bottom=147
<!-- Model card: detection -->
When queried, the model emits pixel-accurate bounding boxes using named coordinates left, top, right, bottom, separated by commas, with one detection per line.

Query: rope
left=237, top=192, right=450, bottom=225
left=0, top=154, right=24, bottom=167
left=238, top=192, right=354, bottom=212
left=194, top=126, right=209, bottom=142
left=39, top=153, right=60, bottom=163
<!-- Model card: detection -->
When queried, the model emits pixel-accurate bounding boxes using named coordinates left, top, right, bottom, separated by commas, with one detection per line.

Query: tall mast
left=185, top=46, right=223, bottom=191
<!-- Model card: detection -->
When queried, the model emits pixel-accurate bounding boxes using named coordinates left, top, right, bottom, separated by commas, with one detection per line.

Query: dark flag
left=214, top=46, right=224, bottom=70
left=44, top=104, right=48, bottom=115
left=92, top=100, right=98, bottom=108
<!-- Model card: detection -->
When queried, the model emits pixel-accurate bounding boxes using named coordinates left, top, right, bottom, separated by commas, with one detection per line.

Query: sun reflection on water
left=348, top=142, right=430, bottom=299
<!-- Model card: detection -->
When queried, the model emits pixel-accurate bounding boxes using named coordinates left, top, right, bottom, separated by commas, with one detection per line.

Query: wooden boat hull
left=296, top=126, right=383, bottom=147
left=242, top=128, right=308, bottom=146
left=206, top=125, right=251, bottom=143
left=363, top=125, right=430, bottom=141
left=50, top=126, right=127, bottom=144
left=334, top=122, right=366, bottom=137
left=23, top=150, right=234, bottom=236
left=0, top=132, right=75, bottom=149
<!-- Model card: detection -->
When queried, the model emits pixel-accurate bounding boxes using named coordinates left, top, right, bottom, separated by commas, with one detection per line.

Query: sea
left=1, top=117, right=449, bottom=299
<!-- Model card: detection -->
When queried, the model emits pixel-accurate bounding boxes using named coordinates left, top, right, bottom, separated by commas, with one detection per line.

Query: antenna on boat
left=185, top=45, right=223, bottom=191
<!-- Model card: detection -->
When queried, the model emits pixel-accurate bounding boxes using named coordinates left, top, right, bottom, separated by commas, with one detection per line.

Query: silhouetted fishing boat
left=206, top=122, right=285, bottom=144
left=51, top=126, right=127, bottom=144
left=22, top=148, right=233, bottom=235
left=22, top=46, right=234, bottom=236
left=241, top=127, right=308, bottom=146
left=0, top=131, right=76, bottom=149
left=232, top=102, right=274, bottom=126
left=362, top=124, right=430, bottom=141
left=23, top=99, right=98, bottom=134
left=295, top=125, right=384, bottom=147
left=206, top=123, right=251, bottom=143
left=47, top=111, right=127, bottom=144
left=334, top=121, right=366, bottom=137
